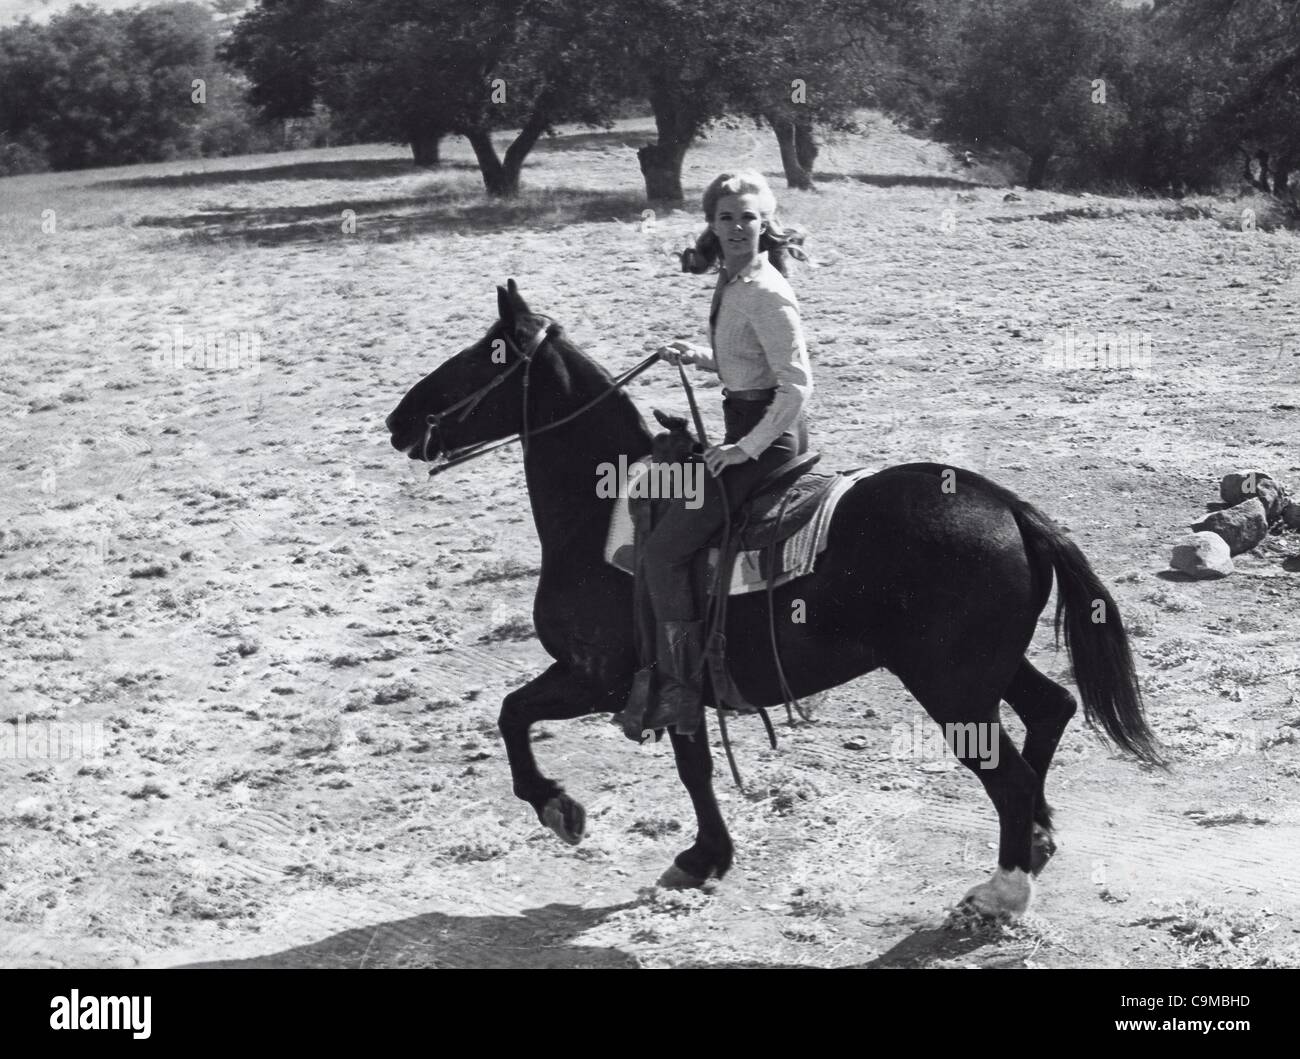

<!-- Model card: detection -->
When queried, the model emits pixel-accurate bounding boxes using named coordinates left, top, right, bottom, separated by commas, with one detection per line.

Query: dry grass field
left=1, top=113, right=1299, bottom=968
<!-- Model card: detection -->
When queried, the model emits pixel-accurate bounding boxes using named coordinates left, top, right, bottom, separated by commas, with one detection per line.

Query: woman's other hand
left=703, top=443, right=749, bottom=477
left=657, top=341, right=707, bottom=367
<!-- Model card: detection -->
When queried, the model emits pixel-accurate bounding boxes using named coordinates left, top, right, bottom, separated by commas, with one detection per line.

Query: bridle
left=418, top=316, right=661, bottom=477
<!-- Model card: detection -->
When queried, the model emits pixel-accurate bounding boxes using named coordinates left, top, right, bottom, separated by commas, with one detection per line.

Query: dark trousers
left=642, top=396, right=807, bottom=622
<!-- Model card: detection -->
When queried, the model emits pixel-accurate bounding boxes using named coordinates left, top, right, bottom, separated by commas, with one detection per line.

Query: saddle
left=604, top=445, right=858, bottom=596
left=604, top=413, right=871, bottom=724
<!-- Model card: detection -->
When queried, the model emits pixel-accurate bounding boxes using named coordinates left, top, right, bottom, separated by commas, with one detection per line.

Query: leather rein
left=420, top=316, right=661, bottom=477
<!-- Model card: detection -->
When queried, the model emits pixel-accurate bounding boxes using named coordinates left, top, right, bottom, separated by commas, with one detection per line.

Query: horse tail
left=880, top=463, right=1167, bottom=768
left=1009, top=502, right=1167, bottom=768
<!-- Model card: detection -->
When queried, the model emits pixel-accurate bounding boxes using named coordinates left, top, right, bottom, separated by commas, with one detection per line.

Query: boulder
left=1170, top=532, right=1234, bottom=579
left=1192, top=497, right=1269, bottom=555
left=1283, top=501, right=1300, bottom=530
left=1254, top=477, right=1287, bottom=521
left=1219, top=470, right=1286, bottom=520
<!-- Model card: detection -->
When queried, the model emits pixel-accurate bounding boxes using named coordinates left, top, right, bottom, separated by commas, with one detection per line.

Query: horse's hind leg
left=898, top=668, right=1039, bottom=918
left=953, top=724, right=1040, bottom=918
left=1003, top=658, right=1077, bottom=875
left=658, top=719, right=734, bottom=889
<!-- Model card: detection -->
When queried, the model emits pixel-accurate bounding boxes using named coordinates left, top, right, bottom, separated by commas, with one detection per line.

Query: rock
left=1254, top=478, right=1287, bottom=521
left=1283, top=501, right=1300, bottom=530
left=1192, top=497, right=1268, bottom=555
left=1170, top=532, right=1234, bottom=578
left=1219, top=470, right=1286, bottom=520
left=1003, top=192, right=1023, bottom=202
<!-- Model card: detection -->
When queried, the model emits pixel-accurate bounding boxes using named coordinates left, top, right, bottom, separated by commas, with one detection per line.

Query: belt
left=722, top=387, right=776, bottom=401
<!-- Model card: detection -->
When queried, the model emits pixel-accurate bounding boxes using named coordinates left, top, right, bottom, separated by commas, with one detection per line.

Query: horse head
left=385, top=278, right=553, bottom=462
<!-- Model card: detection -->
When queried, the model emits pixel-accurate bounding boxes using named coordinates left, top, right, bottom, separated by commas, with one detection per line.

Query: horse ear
left=497, top=285, right=513, bottom=326
left=652, top=408, right=687, bottom=432
left=505, top=277, right=531, bottom=317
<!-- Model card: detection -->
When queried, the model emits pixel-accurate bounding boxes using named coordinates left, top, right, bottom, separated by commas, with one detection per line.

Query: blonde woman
left=615, top=170, right=814, bottom=740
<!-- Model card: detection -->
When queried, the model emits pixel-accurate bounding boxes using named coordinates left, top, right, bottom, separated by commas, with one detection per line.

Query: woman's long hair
left=681, top=170, right=810, bottom=277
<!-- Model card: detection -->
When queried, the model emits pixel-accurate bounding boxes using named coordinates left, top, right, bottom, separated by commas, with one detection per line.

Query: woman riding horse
left=613, top=171, right=814, bottom=741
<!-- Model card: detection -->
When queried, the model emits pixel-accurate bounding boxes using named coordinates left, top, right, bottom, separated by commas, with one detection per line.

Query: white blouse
left=699, top=252, right=813, bottom=459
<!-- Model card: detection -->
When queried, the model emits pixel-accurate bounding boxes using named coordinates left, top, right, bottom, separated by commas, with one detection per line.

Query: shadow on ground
left=94, top=158, right=481, bottom=190
left=671, top=920, right=1023, bottom=969
left=816, top=171, right=989, bottom=191
left=529, top=126, right=656, bottom=153
left=861, top=922, right=1025, bottom=968
left=135, top=186, right=653, bottom=244
left=174, top=902, right=639, bottom=968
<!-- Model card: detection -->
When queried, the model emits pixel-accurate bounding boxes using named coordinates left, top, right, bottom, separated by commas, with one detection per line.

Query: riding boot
left=642, top=620, right=706, bottom=737
left=611, top=667, right=658, bottom=743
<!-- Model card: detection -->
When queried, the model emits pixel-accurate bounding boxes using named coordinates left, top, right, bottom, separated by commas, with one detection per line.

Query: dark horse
left=386, top=280, right=1164, bottom=919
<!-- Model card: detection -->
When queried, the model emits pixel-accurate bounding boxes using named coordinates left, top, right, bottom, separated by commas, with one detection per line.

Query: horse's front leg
left=498, top=662, right=618, bottom=846
left=659, top=719, right=735, bottom=888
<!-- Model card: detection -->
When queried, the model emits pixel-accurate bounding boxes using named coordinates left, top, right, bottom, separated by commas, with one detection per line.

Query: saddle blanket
left=603, top=457, right=873, bottom=596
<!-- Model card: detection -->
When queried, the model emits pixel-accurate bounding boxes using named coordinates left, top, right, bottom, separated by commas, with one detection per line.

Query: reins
left=676, top=365, right=784, bottom=794
left=422, top=317, right=661, bottom=477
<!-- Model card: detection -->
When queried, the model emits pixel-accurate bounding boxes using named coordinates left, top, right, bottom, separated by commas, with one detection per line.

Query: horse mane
left=538, top=319, right=654, bottom=453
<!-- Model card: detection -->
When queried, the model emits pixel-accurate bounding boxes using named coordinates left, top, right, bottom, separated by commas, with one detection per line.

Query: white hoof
left=960, top=867, right=1034, bottom=919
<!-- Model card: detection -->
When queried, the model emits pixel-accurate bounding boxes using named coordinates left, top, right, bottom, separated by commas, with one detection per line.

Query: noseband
left=420, top=316, right=559, bottom=471
left=419, top=318, right=661, bottom=477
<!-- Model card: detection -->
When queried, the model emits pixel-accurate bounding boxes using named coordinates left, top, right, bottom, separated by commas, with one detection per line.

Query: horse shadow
left=671, top=921, right=1019, bottom=969
left=135, top=186, right=653, bottom=245
left=172, top=902, right=640, bottom=968
left=858, top=922, right=1025, bottom=968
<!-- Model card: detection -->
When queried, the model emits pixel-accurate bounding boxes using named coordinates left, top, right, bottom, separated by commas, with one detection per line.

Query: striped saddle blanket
left=603, top=457, right=872, bottom=596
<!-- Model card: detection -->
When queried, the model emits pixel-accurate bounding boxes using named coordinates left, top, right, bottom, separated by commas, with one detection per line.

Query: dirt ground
left=2, top=113, right=1299, bottom=969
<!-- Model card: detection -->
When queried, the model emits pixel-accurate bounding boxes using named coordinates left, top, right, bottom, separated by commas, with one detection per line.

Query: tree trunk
left=410, top=131, right=443, bottom=167
left=1271, top=155, right=1290, bottom=199
left=466, top=128, right=511, bottom=195
left=794, top=117, right=818, bottom=175
left=637, top=140, right=689, bottom=203
left=1025, top=149, right=1051, bottom=190
left=499, top=105, right=549, bottom=194
left=636, top=92, right=701, bottom=204
left=464, top=105, right=549, bottom=198
left=768, top=113, right=813, bottom=190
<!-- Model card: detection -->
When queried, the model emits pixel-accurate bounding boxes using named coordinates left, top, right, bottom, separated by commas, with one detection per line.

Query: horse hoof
left=541, top=795, right=586, bottom=846
left=959, top=867, right=1034, bottom=920
left=657, top=863, right=707, bottom=890
left=1030, top=825, right=1057, bottom=877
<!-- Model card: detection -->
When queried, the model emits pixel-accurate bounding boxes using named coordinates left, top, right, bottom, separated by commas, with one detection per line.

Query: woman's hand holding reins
left=657, top=341, right=709, bottom=368
left=704, top=443, right=749, bottom=477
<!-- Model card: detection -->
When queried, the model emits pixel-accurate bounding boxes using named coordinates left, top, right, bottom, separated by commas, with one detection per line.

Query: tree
left=588, top=0, right=815, bottom=202
left=0, top=3, right=218, bottom=170
left=1164, top=0, right=1300, bottom=199
left=932, top=0, right=1129, bottom=189
left=725, top=0, right=878, bottom=189
left=224, top=0, right=622, bottom=195
left=745, top=0, right=932, bottom=189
